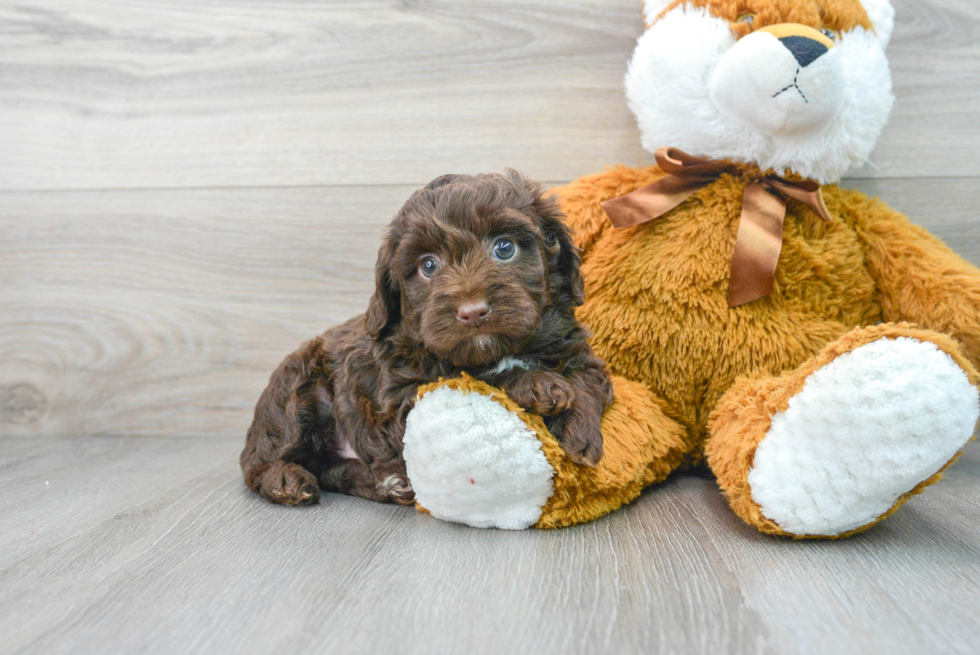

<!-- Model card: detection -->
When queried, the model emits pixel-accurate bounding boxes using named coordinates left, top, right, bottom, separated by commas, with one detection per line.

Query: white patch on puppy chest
left=488, top=357, right=530, bottom=376
left=747, top=337, right=979, bottom=536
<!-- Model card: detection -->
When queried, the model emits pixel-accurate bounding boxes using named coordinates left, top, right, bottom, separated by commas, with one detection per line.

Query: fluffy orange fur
left=552, top=160, right=980, bottom=535
left=650, top=0, right=874, bottom=35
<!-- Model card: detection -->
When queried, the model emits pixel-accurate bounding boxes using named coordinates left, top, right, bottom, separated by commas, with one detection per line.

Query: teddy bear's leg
left=706, top=323, right=980, bottom=538
left=403, top=375, right=689, bottom=529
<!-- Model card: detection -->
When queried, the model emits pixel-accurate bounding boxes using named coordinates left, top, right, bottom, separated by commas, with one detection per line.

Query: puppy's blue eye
left=419, top=255, right=440, bottom=278
left=492, top=238, right=517, bottom=261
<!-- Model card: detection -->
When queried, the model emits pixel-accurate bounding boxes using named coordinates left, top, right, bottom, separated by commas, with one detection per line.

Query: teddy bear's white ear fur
left=642, top=0, right=673, bottom=26
left=859, top=0, right=895, bottom=47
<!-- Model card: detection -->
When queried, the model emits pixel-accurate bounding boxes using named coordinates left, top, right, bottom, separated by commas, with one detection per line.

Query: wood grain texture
left=0, top=436, right=237, bottom=569
left=0, top=185, right=404, bottom=438
left=0, top=436, right=977, bottom=655
left=1, top=0, right=978, bottom=191
left=3, top=178, right=978, bottom=440
left=2, top=1, right=980, bottom=653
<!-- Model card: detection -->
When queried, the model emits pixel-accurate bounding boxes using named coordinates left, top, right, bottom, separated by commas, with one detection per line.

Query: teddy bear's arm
left=850, top=196, right=980, bottom=366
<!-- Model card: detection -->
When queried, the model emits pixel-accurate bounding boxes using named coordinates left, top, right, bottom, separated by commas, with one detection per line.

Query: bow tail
left=728, top=182, right=788, bottom=307
left=599, top=147, right=833, bottom=307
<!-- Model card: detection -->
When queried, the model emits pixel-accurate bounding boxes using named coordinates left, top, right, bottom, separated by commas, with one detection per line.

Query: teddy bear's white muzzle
left=709, top=27, right=845, bottom=139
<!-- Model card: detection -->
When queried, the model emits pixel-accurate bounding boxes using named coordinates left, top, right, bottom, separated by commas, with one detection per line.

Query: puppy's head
left=366, top=171, right=584, bottom=367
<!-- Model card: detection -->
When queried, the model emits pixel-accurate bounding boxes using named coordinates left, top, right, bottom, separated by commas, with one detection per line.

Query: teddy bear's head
left=627, top=0, right=895, bottom=183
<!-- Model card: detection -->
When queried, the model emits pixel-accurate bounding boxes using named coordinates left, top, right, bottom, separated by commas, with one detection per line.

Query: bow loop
left=655, top=147, right=736, bottom=179
left=600, top=147, right=834, bottom=307
left=762, top=177, right=833, bottom=223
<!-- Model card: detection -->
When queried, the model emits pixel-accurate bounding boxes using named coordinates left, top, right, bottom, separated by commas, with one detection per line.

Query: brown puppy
left=240, top=172, right=613, bottom=506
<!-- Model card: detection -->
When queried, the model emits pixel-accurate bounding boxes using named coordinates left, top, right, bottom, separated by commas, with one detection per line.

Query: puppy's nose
left=456, top=300, right=490, bottom=327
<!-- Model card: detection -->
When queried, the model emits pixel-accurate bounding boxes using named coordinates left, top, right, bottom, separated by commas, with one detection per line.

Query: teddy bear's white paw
left=404, top=386, right=555, bottom=529
left=748, top=337, right=979, bottom=536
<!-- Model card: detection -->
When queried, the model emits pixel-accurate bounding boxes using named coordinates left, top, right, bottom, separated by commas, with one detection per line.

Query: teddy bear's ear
left=642, top=0, right=673, bottom=26
left=859, top=0, right=895, bottom=47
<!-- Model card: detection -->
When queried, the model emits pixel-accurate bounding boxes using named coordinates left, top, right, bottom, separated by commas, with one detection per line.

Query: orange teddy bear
left=403, top=0, right=980, bottom=537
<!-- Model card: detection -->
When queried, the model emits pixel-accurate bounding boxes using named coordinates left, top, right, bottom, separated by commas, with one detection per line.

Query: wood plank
left=1, top=437, right=977, bottom=654
left=687, top=443, right=980, bottom=655
left=3, top=178, right=979, bottom=439
left=0, top=185, right=408, bottom=438
left=1, top=0, right=978, bottom=191
left=0, top=0, right=647, bottom=191
left=0, top=436, right=238, bottom=569
left=849, top=0, right=980, bottom=178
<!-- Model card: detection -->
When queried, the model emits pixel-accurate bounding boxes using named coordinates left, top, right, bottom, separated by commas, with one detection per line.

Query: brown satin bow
left=600, top=147, right=833, bottom=307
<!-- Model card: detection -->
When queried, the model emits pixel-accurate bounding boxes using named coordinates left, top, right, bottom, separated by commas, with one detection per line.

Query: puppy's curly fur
left=240, top=172, right=613, bottom=506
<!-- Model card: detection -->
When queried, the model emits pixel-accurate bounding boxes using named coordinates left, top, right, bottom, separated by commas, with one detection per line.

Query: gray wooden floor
left=2, top=437, right=979, bottom=654
left=2, top=1, right=980, bottom=654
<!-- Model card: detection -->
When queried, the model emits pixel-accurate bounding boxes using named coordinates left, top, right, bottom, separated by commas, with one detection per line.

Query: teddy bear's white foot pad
left=404, top=386, right=555, bottom=530
left=748, top=337, right=979, bottom=536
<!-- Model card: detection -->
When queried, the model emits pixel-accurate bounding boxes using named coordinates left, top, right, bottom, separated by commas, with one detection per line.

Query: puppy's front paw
left=504, top=371, right=576, bottom=417
left=261, top=462, right=320, bottom=506
left=567, top=433, right=603, bottom=468
left=548, top=413, right=604, bottom=467
left=377, top=474, right=416, bottom=506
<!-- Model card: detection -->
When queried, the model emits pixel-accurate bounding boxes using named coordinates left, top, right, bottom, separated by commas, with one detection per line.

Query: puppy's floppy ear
left=365, top=230, right=401, bottom=340
left=539, top=195, right=586, bottom=307
left=510, top=170, right=586, bottom=307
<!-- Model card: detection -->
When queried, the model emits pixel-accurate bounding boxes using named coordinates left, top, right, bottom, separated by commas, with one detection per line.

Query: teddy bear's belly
left=576, top=198, right=881, bottom=463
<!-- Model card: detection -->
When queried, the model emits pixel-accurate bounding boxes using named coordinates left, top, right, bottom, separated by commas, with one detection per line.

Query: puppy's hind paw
left=377, top=474, right=416, bottom=506
left=260, top=461, right=321, bottom=506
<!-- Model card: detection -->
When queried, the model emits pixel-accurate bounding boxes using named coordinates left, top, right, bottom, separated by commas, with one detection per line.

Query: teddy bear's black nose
left=779, top=36, right=829, bottom=68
